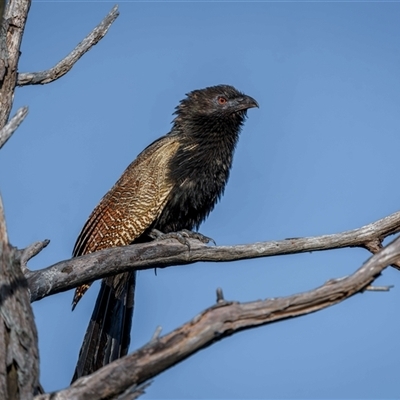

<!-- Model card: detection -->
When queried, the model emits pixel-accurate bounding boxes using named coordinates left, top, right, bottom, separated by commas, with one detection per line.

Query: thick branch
left=0, top=199, right=40, bottom=398
left=17, top=5, right=119, bottom=86
left=34, top=235, right=399, bottom=400
left=0, top=0, right=31, bottom=127
left=28, top=210, right=400, bottom=302
left=0, top=106, right=28, bottom=149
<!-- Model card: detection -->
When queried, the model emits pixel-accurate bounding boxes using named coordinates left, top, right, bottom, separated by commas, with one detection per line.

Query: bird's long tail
left=71, top=271, right=136, bottom=382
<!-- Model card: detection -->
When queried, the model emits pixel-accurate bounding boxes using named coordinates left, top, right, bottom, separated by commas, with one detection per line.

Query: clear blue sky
left=1, top=1, right=400, bottom=398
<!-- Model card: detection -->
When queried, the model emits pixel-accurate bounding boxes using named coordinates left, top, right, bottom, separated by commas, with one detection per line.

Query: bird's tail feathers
left=71, top=271, right=136, bottom=382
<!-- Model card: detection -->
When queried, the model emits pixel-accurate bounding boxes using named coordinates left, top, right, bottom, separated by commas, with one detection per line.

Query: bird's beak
left=235, top=95, right=259, bottom=111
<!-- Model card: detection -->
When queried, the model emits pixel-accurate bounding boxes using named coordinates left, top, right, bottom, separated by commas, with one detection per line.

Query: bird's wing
left=73, top=135, right=180, bottom=256
left=71, top=136, right=181, bottom=381
left=72, top=136, right=180, bottom=308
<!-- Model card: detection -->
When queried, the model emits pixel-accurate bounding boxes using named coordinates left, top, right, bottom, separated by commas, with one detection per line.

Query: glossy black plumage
left=71, top=84, right=258, bottom=381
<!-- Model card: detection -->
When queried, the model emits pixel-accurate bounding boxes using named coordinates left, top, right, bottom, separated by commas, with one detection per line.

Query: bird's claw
left=148, top=228, right=215, bottom=247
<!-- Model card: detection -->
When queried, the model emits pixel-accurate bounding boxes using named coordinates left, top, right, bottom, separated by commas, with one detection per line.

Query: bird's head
left=172, top=85, right=258, bottom=131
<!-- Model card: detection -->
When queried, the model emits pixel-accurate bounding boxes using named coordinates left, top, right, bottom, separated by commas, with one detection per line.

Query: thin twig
left=17, top=5, right=119, bottom=86
left=150, top=326, right=162, bottom=343
left=19, top=239, right=50, bottom=274
left=216, top=287, right=225, bottom=303
left=364, top=284, right=394, bottom=292
left=0, top=106, right=28, bottom=149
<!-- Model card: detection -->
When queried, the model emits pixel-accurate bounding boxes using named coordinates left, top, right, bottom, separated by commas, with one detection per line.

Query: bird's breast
left=154, top=138, right=235, bottom=232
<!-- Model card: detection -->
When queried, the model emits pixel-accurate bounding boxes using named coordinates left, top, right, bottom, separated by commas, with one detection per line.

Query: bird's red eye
left=218, top=96, right=227, bottom=105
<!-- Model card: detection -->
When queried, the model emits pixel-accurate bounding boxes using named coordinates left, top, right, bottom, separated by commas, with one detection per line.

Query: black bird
left=71, top=84, right=258, bottom=381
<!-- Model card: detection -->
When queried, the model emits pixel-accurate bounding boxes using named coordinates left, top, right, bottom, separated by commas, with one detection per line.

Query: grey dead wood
left=33, top=235, right=400, bottom=400
left=19, top=240, right=49, bottom=274
left=17, top=5, right=119, bottom=86
left=0, top=195, right=40, bottom=400
left=0, top=107, right=28, bottom=149
left=0, top=0, right=31, bottom=128
left=0, top=1, right=39, bottom=398
left=27, top=209, right=400, bottom=303
left=0, top=0, right=399, bottom=399
left=0, top=0, right=5, bottom=79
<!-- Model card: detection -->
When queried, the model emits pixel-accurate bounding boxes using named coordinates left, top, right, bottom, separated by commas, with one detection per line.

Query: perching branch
left=34, top=234, right=399, bottom=400
left=27, top=210, right=400, bottom=303
left=0, top=106, right=28, bottom=149
left=17, top=5, right=119, bottom=86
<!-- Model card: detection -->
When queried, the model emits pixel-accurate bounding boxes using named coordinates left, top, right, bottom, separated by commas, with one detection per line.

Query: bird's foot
left=149, top=228, right=215, bottom=247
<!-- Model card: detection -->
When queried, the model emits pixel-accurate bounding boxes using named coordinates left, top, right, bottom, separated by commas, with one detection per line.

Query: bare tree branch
left=34, top=235, right=400, bottom=400
left=27, top=210, right=400, bottom=303
left=19, top=239, right=49, bottom=274
left=364, top=284, right=394, bottom=292
left=0, top=106, right=28, bottom=149
left=17, top=5, right=119, bottom=86
left=0, top=0, right=31, bottom=127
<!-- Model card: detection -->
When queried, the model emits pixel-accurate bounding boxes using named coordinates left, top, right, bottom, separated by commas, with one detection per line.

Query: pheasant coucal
left=71, top=84, right=258, bottom=381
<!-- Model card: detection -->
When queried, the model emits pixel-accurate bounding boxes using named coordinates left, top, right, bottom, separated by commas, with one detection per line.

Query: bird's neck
left=173, top=113, right=244, bottom=147
left=169, top=116, right=243, bottom=182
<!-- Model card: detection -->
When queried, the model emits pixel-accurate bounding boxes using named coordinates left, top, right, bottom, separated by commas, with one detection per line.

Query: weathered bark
left=0, top=197, right=39, bottom=399
left=0, top=0, right=31, bottom=127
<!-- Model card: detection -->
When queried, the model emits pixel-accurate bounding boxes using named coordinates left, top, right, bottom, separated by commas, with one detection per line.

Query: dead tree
left=0, top=1, right=399, bottom=399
